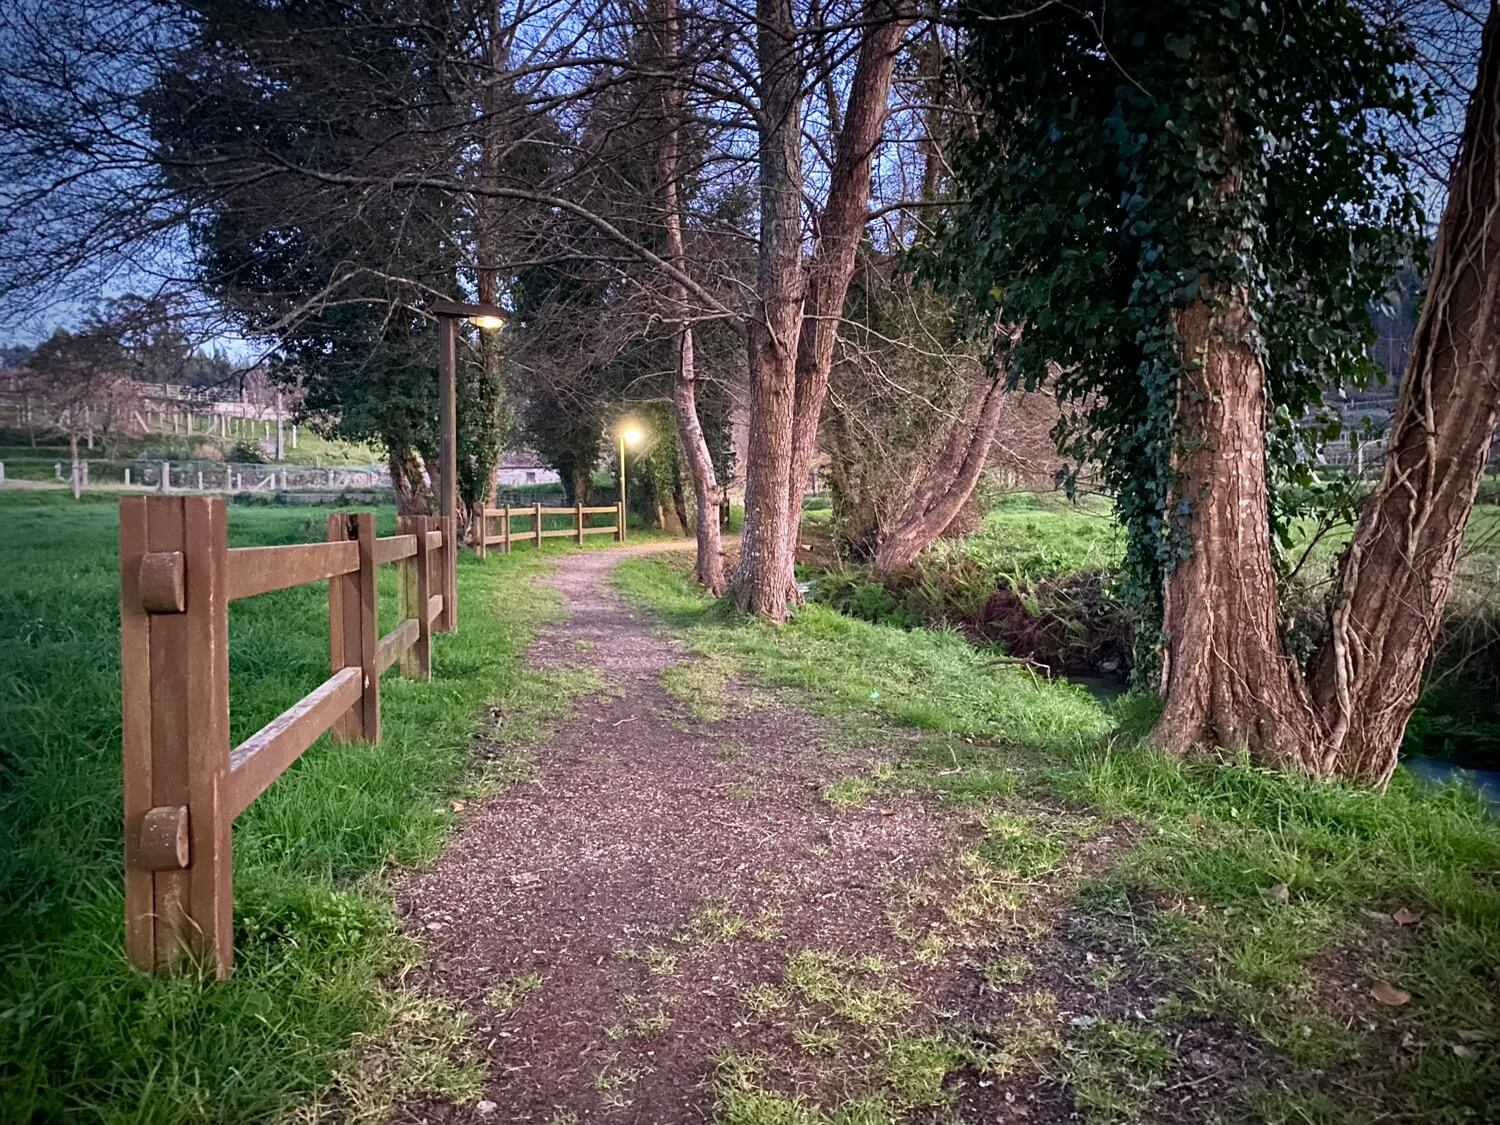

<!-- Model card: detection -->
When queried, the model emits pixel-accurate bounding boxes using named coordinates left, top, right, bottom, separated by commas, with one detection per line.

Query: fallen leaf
left=1392, top=907, right=1423, bottom=927
left=1265, top=882, right=1290, bottom=904
left=1457, top=1029, right=1486, bottom=1043
left=1452, top=1044, right=1477, bottom=1060
left=1187, top=813, right=1203, bottom=828
left=450, top=800, right=466, bottom=812
left=1371, top=981, right=1411, bottom=1007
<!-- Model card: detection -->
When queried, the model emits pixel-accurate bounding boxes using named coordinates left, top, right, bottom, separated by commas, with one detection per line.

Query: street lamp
left=430, top=299, right=508, bottom=634
left=618, top=422, right=644, bottom=542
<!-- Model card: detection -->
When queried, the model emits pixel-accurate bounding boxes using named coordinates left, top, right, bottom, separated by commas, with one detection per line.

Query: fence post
left=328, top=512, right=380, bottom=741
left=502, top=505, right=511, bottom=553
left=160, top=461, right=171, bottom=493
left=416, top=516, right=435, bottom=677
left=475, top=509, right=487, bottom=561
left=120, top=495, right=233, bottom=977
left=617, top=500, right=626, bottom=542
left=575, top=502, right=584, bottom=545
left=397, top=515, right=431, bottom=680
left=435, top=515, right=457, bottom=634
left=534, top=502, right=543, bottom=548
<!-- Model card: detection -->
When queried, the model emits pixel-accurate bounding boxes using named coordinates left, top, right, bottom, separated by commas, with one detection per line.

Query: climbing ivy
left=932, top=0, right=1429, bottom=671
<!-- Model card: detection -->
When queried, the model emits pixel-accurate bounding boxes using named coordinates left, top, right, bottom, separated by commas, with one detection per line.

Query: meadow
left=0, top=492, right=595, bottom=1122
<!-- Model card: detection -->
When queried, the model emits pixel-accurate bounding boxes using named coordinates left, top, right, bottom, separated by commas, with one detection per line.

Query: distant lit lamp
left=429, top=299, right=509, bottom=633
left=618, top=422, right=644, bottom=542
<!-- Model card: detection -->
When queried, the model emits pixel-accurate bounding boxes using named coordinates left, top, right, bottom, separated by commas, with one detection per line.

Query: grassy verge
left=0, top=492, right=595, bottom=1122
left=614, top=555, right=1500, bottom=1122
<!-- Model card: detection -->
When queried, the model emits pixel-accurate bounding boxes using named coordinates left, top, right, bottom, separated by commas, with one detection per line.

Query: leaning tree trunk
left=874, top=379, right=1010, bottom=575
left=1306, top=8, right=1500, bottom=786
left=656, top=0, right=727, bottom=593
left=784, top=1, right=912, bottom=570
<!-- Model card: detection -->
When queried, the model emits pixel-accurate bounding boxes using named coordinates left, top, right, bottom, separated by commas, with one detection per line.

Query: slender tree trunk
left=675, top=328, right=728, bottom=588
left=735, top=0, right=805, bottom=618
left=784, top=2, right=911, bottom=569
left=873, top=330, right=1017, bottom=574
left=656, top=0, right=726, bottom=592
left=1306, top=8, right=1500, bottom=786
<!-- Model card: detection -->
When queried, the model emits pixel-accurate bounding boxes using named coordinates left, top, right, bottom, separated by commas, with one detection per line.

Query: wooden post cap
left=138, top=552, right=186, bottom=613
left=139, top=805, right=191, bottom=870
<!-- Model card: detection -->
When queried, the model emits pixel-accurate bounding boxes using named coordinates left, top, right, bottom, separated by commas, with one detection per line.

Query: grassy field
left=0, top=492, right=606, bottom=1122
left=0, top=425, right=382, bottom=482
left=614, top=553, right=1500, bottom=1122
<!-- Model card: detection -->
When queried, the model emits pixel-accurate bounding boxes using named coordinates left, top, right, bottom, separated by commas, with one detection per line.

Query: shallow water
left=1403, top=754, right=1500, bottom=813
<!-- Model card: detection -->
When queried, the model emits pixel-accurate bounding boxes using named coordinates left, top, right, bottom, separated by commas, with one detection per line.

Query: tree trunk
left=1150, top=284, right=1324, bottom=766
left=1153, top=5, right=1500, bottom=785
left=783, top=1, right=911, bottom=567
left=656, top=0, right=726, bottom=593
left=734, top=0, right=805, bottom=619
left=389, top=444, right=434, bottom=516
left=873, top=330, right=1017, bottom=574
left=1305, top=8, right=1500, bottom=786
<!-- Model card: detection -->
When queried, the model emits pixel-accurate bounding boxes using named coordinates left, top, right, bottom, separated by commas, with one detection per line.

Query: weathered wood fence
left=474, top=501, right=625, bottom=558
left=119, top=495, right=454, bottom=977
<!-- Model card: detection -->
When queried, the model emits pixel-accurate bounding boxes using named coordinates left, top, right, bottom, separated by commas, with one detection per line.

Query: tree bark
left=1152, top=7, right=1500, bottom=786
left=872, top=328, right=1019, bottom=574
left=735, top=0, right=805, bottom=618
left=1150, top=284, right=1325, bottom=766
left=657, top=0, right=726, bottom=593
left=784, top=1, right=912, bottom=569
left=1305, top=7, right=1500, bottom=786
left=389, top=444, right=434, bottom=516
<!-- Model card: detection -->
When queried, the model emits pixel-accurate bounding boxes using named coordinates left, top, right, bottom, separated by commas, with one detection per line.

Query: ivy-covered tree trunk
left=1154, top=10, right=1500, bottom=785
left=388, top=443, right=434, bottom=516
left=1306, top=10, right=1500, bottom=786
left=1152, top=284, right=1324, bottom=766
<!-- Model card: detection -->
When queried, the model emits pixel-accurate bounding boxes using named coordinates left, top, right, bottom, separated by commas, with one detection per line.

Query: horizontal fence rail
left=119, top=496, right=454, bottom=977
left=474, top=501, right=626, bottom=557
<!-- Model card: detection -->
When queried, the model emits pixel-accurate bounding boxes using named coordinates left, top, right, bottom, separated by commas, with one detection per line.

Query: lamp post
left=617, top=423, right=643, bottom=542
left=430, top=299, right=508, bottom=633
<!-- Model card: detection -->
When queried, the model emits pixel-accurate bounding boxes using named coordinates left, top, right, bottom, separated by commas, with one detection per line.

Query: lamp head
left=621, top=424, right=644, bottom=447
left=467, top=314, right=506, bottom=332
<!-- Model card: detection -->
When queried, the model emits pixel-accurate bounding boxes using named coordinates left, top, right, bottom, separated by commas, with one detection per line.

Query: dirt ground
left=391, top=546, right=1260, bottom=1124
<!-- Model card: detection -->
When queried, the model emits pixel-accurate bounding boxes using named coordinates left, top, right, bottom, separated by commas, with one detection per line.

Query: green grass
left=613, top=559, right=1110, bottom=761
left=952, top=492, right=1125, bottom=579
left=0, top=491, right=592, bottom=1122
left=614, top=553, right=1500, bottom=1121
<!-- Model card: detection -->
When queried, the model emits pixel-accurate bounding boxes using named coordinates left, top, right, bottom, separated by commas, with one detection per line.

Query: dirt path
left=392, top=546, right=1249, bottom=1124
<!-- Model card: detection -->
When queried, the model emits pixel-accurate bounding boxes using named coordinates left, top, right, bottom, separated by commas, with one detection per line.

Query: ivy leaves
left=936, top=0, right=1427, bottom=662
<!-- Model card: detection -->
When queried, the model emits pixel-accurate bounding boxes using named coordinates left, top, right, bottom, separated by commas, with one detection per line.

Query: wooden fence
left=474, top=501, right=625, bottom=558
left=118, top=495, right=454, bottom=977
